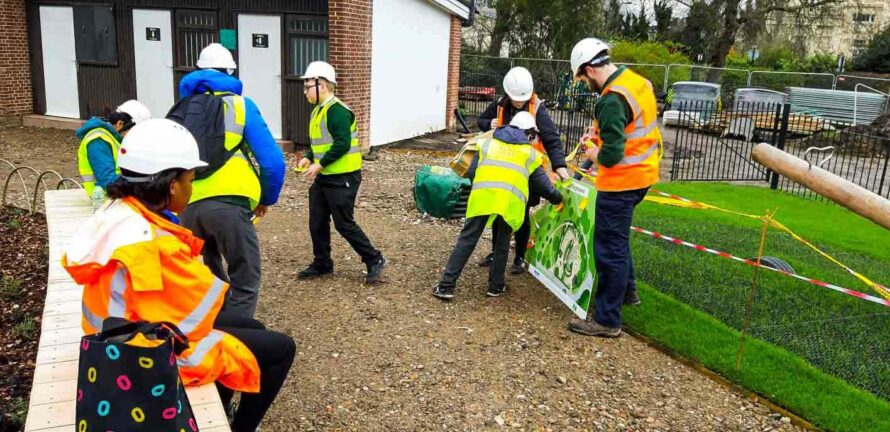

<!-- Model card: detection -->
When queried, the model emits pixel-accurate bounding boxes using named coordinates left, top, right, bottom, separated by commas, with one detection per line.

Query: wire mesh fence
left=630, top=210, right=890, bottom=400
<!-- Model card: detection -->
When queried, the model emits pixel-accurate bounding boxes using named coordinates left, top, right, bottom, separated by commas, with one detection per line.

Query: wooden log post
left=751, top=143, right=890, bottom=230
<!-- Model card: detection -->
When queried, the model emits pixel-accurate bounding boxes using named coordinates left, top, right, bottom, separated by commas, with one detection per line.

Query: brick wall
left=446, top=15, right=462, bottom=131
left=328, top=0, right=373, bottom=149
left=0, top=0, right=33, bottom=116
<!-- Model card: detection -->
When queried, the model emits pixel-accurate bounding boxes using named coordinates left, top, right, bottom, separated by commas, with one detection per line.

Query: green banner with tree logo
left=526, top=180, right=597, bottom=319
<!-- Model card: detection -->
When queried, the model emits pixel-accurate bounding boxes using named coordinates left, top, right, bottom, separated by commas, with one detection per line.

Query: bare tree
left=671, top=0, right=854, bottom=81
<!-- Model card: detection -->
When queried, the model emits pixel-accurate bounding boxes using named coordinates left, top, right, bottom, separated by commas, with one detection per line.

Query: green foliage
left=853, top=24, right=890, bottom=72
left=652, top=0, right=673, bottom=41
left=625, top=182, right=890, bottom=432
left=6, top=218, right=22, bottom=229
left=10, top=397, right=28, bottom=428
left=610, top=40, right=690, bottom=90
left=504, top=0, right=606, bottom=60
left=0, top=275, right=23, bottom=301
left=674, top=0, right=719, bottom=61
left=14, top=317, right=37, bottom=339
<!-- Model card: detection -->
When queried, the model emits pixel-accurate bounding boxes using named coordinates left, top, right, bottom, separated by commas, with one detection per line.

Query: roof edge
left=428, top=0, right=471, bottom=19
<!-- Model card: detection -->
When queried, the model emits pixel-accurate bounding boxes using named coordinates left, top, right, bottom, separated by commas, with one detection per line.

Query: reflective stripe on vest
left=467, top=138, right=541, bottom=231
left=594, top=69, right=662, bottom=191
left=190, top=93, right=261, bottom=209
left=77, top=128, right=121, bottom=197
left=177, top=330, right=225, bottom=367
left=309, top=97, right=362, bottom=175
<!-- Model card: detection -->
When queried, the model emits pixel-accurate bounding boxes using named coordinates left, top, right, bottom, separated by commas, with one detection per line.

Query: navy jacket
left=477, top=96, right=567, bottom=170
left=467, top=126, right=563, bottom=207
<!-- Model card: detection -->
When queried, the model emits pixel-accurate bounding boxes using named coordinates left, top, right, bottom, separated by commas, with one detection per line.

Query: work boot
left=432, top=284, right=455, bottom=300
left=478, top=253, right=494, bottom=267
left=624, top=289, right=642, bottom=306
left=568, top=319, right=622, bottom=338
left=510, top=258, right=527, bottom=275
left=486, top=284, right=508, bottom=297
left=366, top=255, right=387, bottom=284
left=297, top=264, right=333, bottom=280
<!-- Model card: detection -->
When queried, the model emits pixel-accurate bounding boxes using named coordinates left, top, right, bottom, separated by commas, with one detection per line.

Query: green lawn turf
left=622, top=182, right=890, bottom=432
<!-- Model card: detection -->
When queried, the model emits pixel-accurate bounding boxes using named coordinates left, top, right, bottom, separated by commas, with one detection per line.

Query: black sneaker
left=478, top=253, right=494, bottom=267
left=297, top=264, right=333, bottom=280
left=366, top=255, right=387, bottom=284
left=432, top=284, right=455, bottom=300
left=486, top=284, right=508, bottom=297
left=624, top=289, right=641, bottom=306
left=510, top=258, right=527, bottom=275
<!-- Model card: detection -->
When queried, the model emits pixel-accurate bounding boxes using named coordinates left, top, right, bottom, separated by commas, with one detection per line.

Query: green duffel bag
left=414, top=165, right=471, bottom=219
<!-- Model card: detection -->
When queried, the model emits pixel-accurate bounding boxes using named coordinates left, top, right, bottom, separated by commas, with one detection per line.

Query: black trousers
left=491, top=201, right=532, bottom=264
left=214, top=313, right=296, bottom=432
left=309, top=171, right=381, bottom=268
left=181, top=199, right=262, bottom=318
left=440, top=215, right=512, bottom=290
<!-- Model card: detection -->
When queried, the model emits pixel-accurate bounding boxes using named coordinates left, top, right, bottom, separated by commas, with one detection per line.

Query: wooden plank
left=35, top=343, right=79, bottom=365
left=42, top=300, right=80, bottom=317
left=32, top=360, right=78, bottom=384
left=28, top=380, right=76, bottom=405
left=193, top=401, right=230, bottom=430
left=44, top=287, right=82, bottom=303
left=185, top=383, right=224, bottom=406
left=23, top=401, right=73, bottom=430
left=46, top=280, right=81, bottom=291
left=39, top=327, right=83, bottom=347
left=41, top=313, right=82, bottom=331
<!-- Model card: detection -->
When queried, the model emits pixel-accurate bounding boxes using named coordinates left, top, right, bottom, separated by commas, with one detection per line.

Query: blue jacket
left=467, top=126, right=563, bottom=206
left=76, top=118, right=123, bottom=190
left=178, top=69, right=286, bottom=206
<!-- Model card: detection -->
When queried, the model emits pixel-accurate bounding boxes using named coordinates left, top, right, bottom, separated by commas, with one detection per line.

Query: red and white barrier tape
left=632, top=226, right=890, bottom=308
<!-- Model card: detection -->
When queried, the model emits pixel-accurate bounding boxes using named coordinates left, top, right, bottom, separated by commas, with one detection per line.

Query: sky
left=620, top=0, right=691, bottom=21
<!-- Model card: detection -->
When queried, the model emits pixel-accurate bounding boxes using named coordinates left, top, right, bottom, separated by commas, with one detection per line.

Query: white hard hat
left=503, top=67, right=534, bottom=102
left=196, top=43, right=237, bottom=70
left=510, top=111, right=538, bottom=132
left=116, top=100, right=152, bottom=124
left=570, top=38, right=611, bottom=76
left=301, top=61, right=337, bottom=85
left=119, top=119, right=207, bottom=176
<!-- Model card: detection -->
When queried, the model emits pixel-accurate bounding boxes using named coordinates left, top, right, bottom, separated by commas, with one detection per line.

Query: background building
left=0, top=0, right=473, bottom=148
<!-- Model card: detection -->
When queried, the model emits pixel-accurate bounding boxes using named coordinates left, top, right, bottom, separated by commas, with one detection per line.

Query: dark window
left=175, top=10, right=219, bottom=70
left=853, top=39, right=868, bottom=49
left=285, top=15, right=328, bottom=78
left=853, top=13, right=875, bottom=23
left=73, top=5, right=117, bottom=65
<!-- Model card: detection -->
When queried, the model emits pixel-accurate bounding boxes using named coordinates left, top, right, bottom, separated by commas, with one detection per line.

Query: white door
left=39, top=6, right=80, bottom=118
left=238, top=14, right=282, bottom=138
left=132, top=9, right=174, bottom=119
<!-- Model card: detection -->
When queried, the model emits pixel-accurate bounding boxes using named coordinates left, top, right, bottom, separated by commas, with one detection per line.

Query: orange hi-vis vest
left=63, top=197, right=261, bottom=393
left=594, top=68, right=662, bottom=192
left=495, top=94, right=555, bottom=181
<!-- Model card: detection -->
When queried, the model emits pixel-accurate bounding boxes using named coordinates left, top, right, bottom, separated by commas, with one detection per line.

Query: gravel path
left=0, top=120, right=804, bottom=432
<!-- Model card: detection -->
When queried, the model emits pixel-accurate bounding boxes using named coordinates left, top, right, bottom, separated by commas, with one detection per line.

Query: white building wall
left=370, top=0, right=451, bottom=146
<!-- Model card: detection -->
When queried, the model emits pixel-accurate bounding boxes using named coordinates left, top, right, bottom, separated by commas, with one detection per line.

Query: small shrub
left=14, top=317, right=37, bottom=339
left=0, top=276, right=23, bottom=301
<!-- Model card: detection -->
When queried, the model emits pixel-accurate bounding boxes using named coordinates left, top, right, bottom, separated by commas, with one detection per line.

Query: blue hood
left=178, top=69, right=244, bottom=98
left=75, top=117, right=121, bottom=141
left=494, top=125, right=531, bottom=145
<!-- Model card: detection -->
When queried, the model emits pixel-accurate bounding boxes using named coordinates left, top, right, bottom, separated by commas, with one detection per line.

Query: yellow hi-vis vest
left=77, top=127, right=121, bottom=197
left=189, top=93, right=262, bottom=209
left=309, top=97, right=361, bottom=175
left=466, top=137, right=543, bottom=231
left=593, top=68, right=662, bottom=192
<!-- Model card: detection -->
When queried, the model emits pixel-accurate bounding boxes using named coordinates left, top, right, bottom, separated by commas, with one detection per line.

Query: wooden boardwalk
left=25, top=189, right=231, bottom=432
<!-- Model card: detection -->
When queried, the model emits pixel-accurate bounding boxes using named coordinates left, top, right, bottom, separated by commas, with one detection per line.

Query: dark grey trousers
left=181, top=199, right=261, bottom=318
left=440, top=215, right=512, bottom=291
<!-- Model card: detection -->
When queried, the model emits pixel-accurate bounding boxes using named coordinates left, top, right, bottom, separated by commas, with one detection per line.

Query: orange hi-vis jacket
left=594, top=68, right=662, bottom=192
left=63, top=197, right=261, bottom=393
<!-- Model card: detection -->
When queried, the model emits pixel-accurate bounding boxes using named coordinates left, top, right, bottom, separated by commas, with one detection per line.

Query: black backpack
left=166, top=92, right=246, bottom=180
